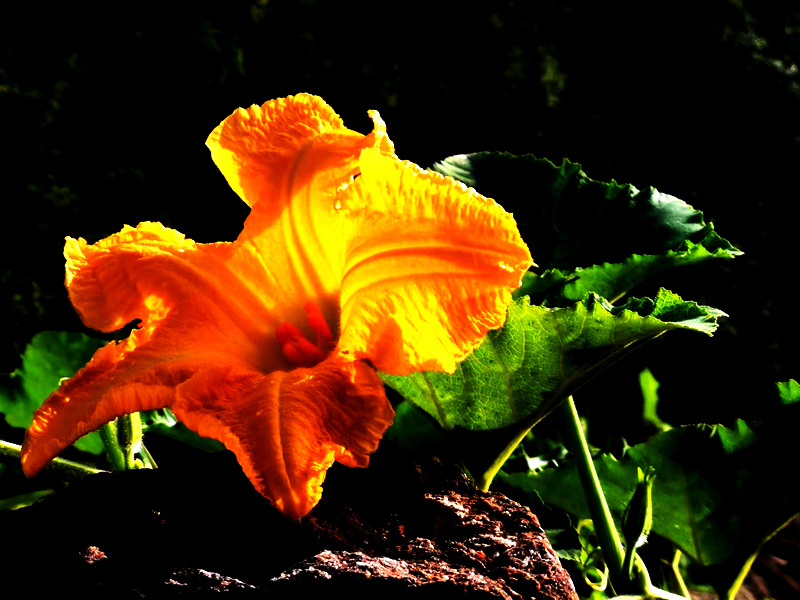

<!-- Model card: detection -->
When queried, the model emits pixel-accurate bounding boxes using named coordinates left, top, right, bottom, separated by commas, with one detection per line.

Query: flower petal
left=21, top=340, right=179, bottom=477
left=206, top=93, right=394, bottom=213
left=206, top=95, right=532, bottom=372
left=171, top=356, right=393, bottom=519
left=63, top=221, right=308, bottom=372
left=336, top=149, right=534, bottom=375
left=207, top=94, right=393, bottom=303
left=22, top=221, right=319, bottom=475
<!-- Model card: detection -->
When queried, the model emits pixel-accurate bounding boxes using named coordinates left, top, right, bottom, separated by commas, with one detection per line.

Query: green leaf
left=0, top=331, right=105, bottom=454
left=502, top=426, right=733, bottom=564
left=776, top=379, right=800, bottom=405
left=0, top=489, right=54, bottom=511
left=639, top=368, right=671, bottom=432
left=382, top=289, right=726, bottom=432
left=384, top=400, right=446, bottom=452
left=501, top=400, right=800, bottom=598
left=432, top=152, right=740, bottom=274
left=514, top=232, right=741, bottom=307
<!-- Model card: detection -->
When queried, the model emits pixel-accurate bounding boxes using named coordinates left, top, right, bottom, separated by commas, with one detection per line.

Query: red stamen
left=304, top=301, right=334, bottom=350
left=275, top=303, right=334, bottom=368
left=276, top=322, right=325, bottom=367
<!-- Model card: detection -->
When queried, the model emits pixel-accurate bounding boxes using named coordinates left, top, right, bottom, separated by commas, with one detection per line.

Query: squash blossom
left=21, top=94, right=533, bottom=518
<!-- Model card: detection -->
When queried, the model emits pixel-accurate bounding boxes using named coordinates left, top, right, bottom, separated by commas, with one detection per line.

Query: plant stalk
left=100, top=413, right=151, bottom=471
left=560, top=395, right=626, bottom=585
left=560, top=396, right=688, bottom=600
left=0, top=440, right=105, bottom=477
left=477, top=420, right=534, bottom=491
left=99, top=420, right=126, bottom=471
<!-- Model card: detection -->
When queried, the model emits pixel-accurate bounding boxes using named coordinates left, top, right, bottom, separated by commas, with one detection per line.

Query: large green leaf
left=433, top=152, right=739, bottom=274
left=504, top=426, right=733, bottom=564
left=382, top=289, right=726, bottom=431
left=514, top=233, right=740, bottom=307
left=501, top=381, right=800, bottom=597
left=0, top=331, right=104, bottom=454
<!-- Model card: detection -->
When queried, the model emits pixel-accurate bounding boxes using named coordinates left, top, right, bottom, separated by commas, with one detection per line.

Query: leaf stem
left=477, top=419, right=534, bottom=491
left=99, top=413, right=153, bottom=471
left=560, top=395, right=626, bottom=584
left=560, top=396, right=688, bottom=599
left=0, top=440, right=105, bottom=477
left=139, top=442, right=158, bottom=469
left=671, top=549, right=691, bottom=599
left=119, top=413, right=143, bottom=470
left=99, top=420, right=126, bottom=471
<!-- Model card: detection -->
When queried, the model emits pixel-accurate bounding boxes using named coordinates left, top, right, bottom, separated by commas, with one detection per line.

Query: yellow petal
left=207, top=93, right=393, bottom=212
left=64, top=222, right=196, bottom=333
left=22, top=221, right=324, bottom=475
left=24, top=94, right=532, bottom=523
left=171, top=356, right=393, bottom=519
left=207, top=94, right=394, bottom=302
left=207, top=95, right=532, bottom=372
left=336, top=149, right=534, bottom=375
left=63, top=221, right=315, bottom=371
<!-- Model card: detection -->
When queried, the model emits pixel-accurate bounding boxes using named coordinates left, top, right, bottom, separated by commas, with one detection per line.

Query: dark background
left=2, top=0, right=798, bottom=442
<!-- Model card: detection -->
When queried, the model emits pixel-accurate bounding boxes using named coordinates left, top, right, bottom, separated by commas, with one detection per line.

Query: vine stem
left=560, top=395, right=626, bottom=584
left=477, top=419, right=534, bottom=492
left=0, top=440, right=105, bottom=477
left=560, top=395, right=688, bottom=600
left=100, top=413, right=153, bottom=470
left=99, top=420, right=126, bottom=471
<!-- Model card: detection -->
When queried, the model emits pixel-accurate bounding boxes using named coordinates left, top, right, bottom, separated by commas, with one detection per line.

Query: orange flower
left=21, top=94, right=533, bottom=518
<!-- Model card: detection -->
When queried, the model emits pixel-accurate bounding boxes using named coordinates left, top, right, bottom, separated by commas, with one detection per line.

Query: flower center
left=276, top=302, right=334, bottom=368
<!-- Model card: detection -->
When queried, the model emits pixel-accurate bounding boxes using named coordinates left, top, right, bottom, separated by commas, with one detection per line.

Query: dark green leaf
left=433, top=153, right=740, bottom=278
left=501, top=399, right=800, bottom=597
left=502, top=426, right=734, bottom=564
left=514, top=232, right=741, bottom=307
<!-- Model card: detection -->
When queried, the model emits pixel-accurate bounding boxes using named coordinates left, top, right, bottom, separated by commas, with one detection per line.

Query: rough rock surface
left=1, top=442, right=578, bottom=599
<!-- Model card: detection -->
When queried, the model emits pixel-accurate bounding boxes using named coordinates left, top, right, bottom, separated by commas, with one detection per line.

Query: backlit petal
left=62, top=221, right=310, bottom=372
left=22, top=222, right=320, bottom=475
left=336, top=149, right=534, bottom=375
left=207, top=94, right=393, bottom=303
left=207, top=93, right=393, bottom=213
left=207, top=94, right=531, bottom=371
left=24, top=94, right=533, bottom=520
left=21, top=340, right=179, bottom=477
left=171, top=356, right=393, bottom=519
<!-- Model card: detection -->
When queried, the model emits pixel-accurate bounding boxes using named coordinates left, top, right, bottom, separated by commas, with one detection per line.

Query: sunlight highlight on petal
left=336, top=149, right=533, bottom=374
left=171, top=357, right=393, bottom=519
left=23, top=94, right=531, bottom=518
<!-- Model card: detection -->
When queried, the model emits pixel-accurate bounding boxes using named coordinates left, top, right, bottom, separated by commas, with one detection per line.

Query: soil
left=0, top=442, right=578, bottom=599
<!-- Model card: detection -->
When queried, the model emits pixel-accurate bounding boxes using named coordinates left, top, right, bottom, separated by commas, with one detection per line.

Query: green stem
left=635, top=554, right=689, bottom=600
left=560, top=396, right=626, bottom=577
left=0, top=440, right=105, bottom=477
left=99, top=413, right=153, bottom=471
left=622, top=539, right=637, bottom=583
left=139, top=442, right=158, bottom=469
left=477, top=420, right=534, bottom=491
left=560, top=396, right=688, bottom=600
left=671, top=550, right=691, bottom=599
left=118, top=413, right=143, bottom=470
left=99, top=420, right=126, bottom=471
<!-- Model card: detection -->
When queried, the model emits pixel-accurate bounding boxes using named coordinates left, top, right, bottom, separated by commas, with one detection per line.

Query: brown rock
left=0, top=441, right=578, bottom=599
